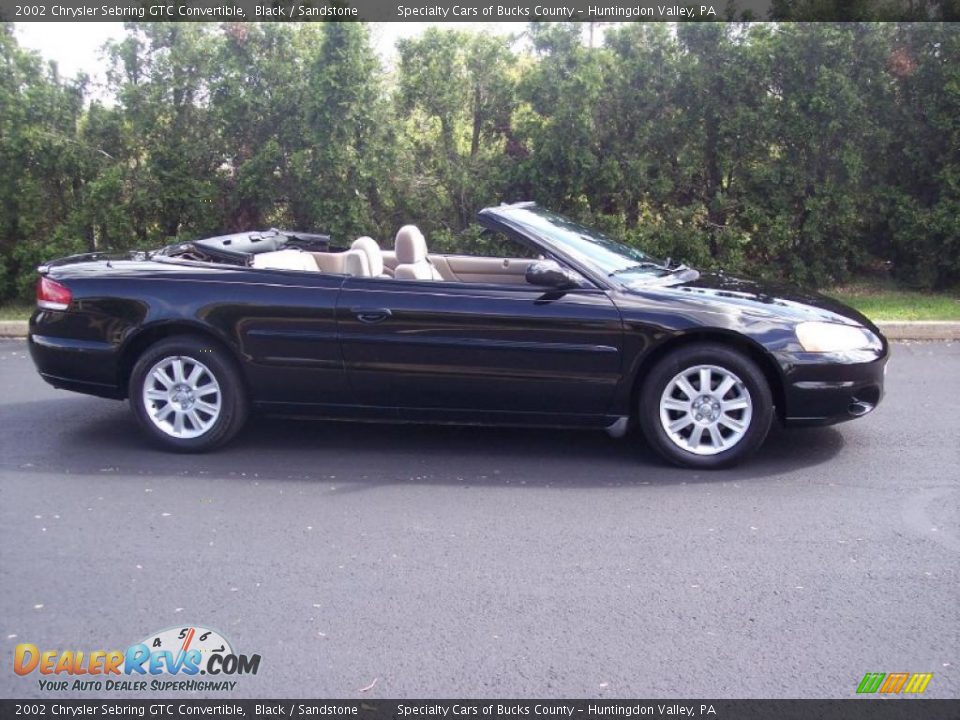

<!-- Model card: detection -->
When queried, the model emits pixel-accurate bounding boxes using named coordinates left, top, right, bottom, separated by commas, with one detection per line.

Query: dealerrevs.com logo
left=13, top=626, right=261, bottom=692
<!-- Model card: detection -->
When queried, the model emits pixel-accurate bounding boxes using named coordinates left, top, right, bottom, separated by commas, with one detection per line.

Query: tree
left=872, top=22, right=960, bottom=287
left=396, top=28, right=518, bottom=234
left=105, top=23, right=222, bottom=243
left=292, top=22, right=388, bottom=240
left=0, top=23, right=92, bottom=297
left=2, top=21, right=959, bottom=301
left=210, top=23, right=304, bottom=231
left=515, top=23, right=604, bottom=213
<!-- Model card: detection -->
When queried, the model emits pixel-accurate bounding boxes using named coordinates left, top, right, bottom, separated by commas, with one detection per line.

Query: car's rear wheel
left=638, top=343, right=773, bottom=469
left=129, top=335, right=247, bottom=452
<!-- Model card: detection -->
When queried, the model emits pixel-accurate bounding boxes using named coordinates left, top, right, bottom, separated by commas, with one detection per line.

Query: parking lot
left=1, top=338, right=957, bottom=698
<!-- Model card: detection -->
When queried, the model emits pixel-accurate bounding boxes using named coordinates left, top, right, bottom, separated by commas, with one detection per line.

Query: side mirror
left=525, top=260, right=583, bottom=290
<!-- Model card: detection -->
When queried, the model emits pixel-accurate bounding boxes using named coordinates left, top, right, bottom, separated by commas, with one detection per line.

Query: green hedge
left=1, top=21, right=958, bottom=300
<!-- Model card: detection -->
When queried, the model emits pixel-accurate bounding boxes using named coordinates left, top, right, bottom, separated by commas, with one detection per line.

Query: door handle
left=352, top=308, right=392, bottom=324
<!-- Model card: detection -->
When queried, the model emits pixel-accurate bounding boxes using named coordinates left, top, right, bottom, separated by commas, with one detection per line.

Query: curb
left=1, top=319, right=958, bottom=341
left=874, top=321, right=960, bottom=341
left=0, top=321, right=28, bottom=338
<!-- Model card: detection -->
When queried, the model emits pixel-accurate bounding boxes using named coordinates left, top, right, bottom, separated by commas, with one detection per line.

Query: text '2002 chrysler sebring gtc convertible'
left=28, top=202, right=888, bottom=468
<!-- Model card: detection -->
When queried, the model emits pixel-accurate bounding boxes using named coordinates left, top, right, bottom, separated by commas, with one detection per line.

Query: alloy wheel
left=142, top=355, right=222, bottom=439
left=658, top=364, right=753, bottom=456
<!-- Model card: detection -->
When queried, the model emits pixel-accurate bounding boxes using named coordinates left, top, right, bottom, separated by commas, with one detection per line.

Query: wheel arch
left=628, top=329, right=786, bottom=424
left=118, top=321, right=247, bottom=399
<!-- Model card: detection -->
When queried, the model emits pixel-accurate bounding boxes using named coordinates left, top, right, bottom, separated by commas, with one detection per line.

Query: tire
left=128, top=335, right=248, bottom=452
left=638, top=342, right=773, bottom=469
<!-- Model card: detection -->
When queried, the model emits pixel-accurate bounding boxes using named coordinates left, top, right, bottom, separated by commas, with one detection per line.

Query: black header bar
left=2, top=700, right=960, bottom=720
left=3, top=0, right=959, bottom=22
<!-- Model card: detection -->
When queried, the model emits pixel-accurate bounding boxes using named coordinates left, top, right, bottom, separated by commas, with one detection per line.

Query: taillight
left=37, top=276, right=72, bottom=311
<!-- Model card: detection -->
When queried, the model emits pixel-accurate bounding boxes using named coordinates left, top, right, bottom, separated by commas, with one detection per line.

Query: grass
left=0, top=302, right=32, bottom=321
left=827, top=281, right=960, bottom=322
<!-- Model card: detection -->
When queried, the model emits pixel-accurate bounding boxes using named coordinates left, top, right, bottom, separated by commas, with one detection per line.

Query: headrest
left=351, top=236, right=383, bottom=277
left=395, top=225, right=427, bottom=264
left=343, top=249, right=371, bottom=278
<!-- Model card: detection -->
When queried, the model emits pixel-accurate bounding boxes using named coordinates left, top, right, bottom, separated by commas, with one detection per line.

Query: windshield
left=502, top=205, right=670, bottom=279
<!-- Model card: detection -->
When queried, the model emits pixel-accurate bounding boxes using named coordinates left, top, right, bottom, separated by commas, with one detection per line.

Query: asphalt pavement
left=0, top=339, right=957, bottom=699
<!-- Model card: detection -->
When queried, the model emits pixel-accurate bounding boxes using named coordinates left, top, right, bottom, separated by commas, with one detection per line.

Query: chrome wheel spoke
left=663, top=397, right=689, bottom=412
left=719, top=416, right=745, bottom=433
left=715, top=376, right=735, bottom=399
left=708, top=425, right=725, bottom=449
left=699, top=367, right=712, bottom=393
left=186, top=363, right=204, bottom=386
left=186, top=409, right=203, bottom=431
left=154, top=403, right=174, bottom=422
left=194, top=400, right=219, bottom=416
left=145, top=388, right=168, bottom=401
left=195, top=383, right=218, bottom=397
left=152, top=369, right=173, bottom=389
left=675, top=376, right=697, bottom=400
left=687, top=425, right=705, bottom=449
left=172, top=358, right=186, bottom=383
left=668, top=414, right=693, bottom=433
left=722, top=398, right=749, bottom=412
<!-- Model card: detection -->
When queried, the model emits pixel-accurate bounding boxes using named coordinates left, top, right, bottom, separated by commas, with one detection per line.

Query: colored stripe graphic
left=879, top=672, right=910, bottom=693
left=857, top=673, right=885, bottom=693
left=903, top=673, right=933, bottom=694
left=857, top=672, right=933, bottom=694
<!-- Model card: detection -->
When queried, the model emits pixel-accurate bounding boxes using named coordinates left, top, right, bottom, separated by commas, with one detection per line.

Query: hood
left=628, top=271, right=879, bottom=331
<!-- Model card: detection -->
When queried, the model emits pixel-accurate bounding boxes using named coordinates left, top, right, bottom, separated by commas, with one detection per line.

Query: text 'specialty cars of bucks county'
left=28, top=202, right=888, bottom=469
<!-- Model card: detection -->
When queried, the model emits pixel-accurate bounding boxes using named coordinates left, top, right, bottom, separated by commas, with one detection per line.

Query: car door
left=336, top=276, right=624, bottom=423
left=211, top=269, right=353, bottom=409
left=428, top=255, right=539, bottom=285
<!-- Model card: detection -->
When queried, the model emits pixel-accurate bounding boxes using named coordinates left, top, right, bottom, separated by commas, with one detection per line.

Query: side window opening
left=429, top=226, right=540, bottom=260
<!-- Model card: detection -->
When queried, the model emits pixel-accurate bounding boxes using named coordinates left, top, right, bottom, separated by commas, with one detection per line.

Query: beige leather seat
left=351, top=237, right=388, bottom=278
left=312, top=251, right=347, bottom=274
left=343, top=249, right=372, bottom=277
left=251, top=249, right=318, bottom=271
left=394, top=226, right=442, bottom=281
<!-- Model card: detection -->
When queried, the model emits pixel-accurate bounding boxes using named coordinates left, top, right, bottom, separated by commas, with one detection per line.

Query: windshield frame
left=478, top=204, right=681, bottom=290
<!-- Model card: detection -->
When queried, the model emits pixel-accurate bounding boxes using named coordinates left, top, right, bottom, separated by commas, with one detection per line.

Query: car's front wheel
left=129, top=335, right=248, bottom=452
left=638, top=343, right=773, bottom=469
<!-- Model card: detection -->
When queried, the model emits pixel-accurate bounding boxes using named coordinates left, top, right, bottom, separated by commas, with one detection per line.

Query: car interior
left=249, top=225, right=547, bottom=286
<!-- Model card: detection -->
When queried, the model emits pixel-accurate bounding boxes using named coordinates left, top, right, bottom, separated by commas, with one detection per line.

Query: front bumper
left=775, top=347, right=888, bottom=426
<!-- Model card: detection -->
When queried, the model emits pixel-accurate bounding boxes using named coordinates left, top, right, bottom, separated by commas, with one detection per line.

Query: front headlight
left=795, top=321, right=881, bottom=352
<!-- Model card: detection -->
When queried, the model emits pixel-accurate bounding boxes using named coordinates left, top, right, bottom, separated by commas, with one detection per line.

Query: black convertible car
left=28, top=202, right=888, bottom=468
